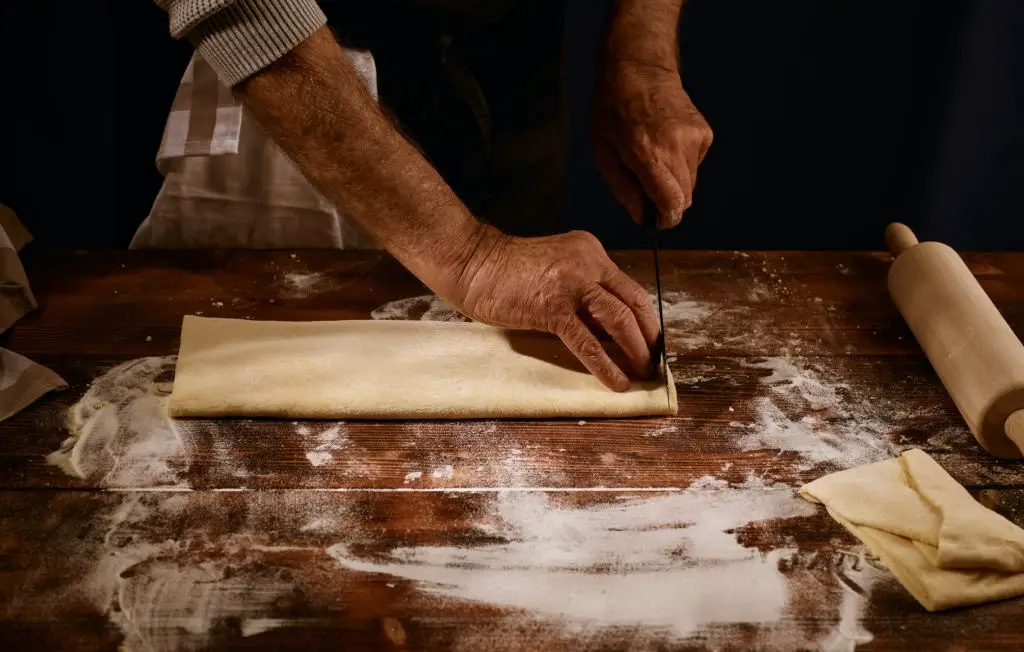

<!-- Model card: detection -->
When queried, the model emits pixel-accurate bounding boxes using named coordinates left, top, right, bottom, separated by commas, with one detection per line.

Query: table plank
left=3, top=353, right=1021, bottom=491
left=1, top=488, right=1022, bottom=651
left=8, top=250, right=1024, bottom=360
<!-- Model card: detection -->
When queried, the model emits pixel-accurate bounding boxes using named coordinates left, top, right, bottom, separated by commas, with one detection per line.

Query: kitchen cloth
left=0, top=204, right=67, bottom=421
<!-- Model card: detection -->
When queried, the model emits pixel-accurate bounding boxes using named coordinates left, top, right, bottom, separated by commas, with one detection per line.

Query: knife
left=642, top=196, right=668, bottom=375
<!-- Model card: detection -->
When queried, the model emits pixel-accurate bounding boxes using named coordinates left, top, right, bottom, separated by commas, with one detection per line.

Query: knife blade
left=642, top=196, right=667, bottom=374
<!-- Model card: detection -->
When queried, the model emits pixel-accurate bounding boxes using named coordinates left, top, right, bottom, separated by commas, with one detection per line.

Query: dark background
left=1, top=0, right=1021, bottom=250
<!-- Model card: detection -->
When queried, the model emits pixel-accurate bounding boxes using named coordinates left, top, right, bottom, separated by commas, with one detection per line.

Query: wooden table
left=2, top=249, right=1023, bottom=651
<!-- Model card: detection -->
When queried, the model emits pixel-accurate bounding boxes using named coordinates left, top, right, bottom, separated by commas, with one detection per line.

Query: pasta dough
left=799, top=448, right=1024, bottom=611
left=169, top=316, right=677, bottom=419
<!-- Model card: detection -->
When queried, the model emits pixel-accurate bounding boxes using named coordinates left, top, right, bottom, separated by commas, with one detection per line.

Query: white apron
left=131, top=50, right=382, bottom=250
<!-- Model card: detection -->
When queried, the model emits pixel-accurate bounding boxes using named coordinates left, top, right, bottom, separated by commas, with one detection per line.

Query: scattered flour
left=732, top=357, right=902, bottom=472
left=675, top=333, right=711, bottom=350
left=370, top=294, right=468, bottom=322
left=751, top=357, right=849, bottom=411
left=69, top=491, right=360, bottom=651
left=397, top=421, right=556, bottom=487
left=105, top=554, right=296, bottom=651
left=300, top=423, right=352, bottom=470
left=306, top=451, right=333, bottom=467
left=328, top=475, right=817, bottom=643
left=653, top=290, right=713, bottom=329
left=45, top=356, right=254, bottom=488
left=403, top=471, right=423, bottom=484
left=431, top=465, right=455, bottom=480
left=208, top=422, right=251, bottom=480
left=46, top=357, right=189, bottom=488
left=644, top=423, right=679, bottom=438
left=278, top=271, right=329, bottom=298
left=819, top=550, right=884, bottom=651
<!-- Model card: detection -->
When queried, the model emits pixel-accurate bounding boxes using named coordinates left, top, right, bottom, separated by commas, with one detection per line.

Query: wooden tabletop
left=2, top=248, right=1024, bottom=651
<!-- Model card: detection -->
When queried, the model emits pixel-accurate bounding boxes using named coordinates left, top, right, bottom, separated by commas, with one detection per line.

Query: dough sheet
left=800, top=448, right=1024, bottom=611
left=169, top=316, right=677, bottom=419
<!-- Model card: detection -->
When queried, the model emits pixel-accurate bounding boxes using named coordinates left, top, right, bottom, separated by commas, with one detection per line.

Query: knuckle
left=606, top=301, right=635, bottom=331
left=538, top=260, right=574, bottom=288
left=626, top=133, right=652, bottom=161
left=541, top=294, right=579, bottom=335
left=567, top=230, right=602, bottom=251
left=576, top=336, right=606, bottom=363
left=627, top=285, right=653, bottom=311
left=550, top=296, right=577, bottom=321
left=671, top=122, right=706, bottom=147
left=553, top=313, right=577, bottom=337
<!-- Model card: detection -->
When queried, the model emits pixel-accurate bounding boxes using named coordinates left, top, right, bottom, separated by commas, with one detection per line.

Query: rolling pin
left=885, top=222, right=1024, bottom=459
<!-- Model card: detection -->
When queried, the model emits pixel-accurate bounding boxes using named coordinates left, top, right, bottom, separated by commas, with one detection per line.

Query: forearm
left=602, top=0, right=685, bottom=71
left=233, top=27, right=495, bottom=300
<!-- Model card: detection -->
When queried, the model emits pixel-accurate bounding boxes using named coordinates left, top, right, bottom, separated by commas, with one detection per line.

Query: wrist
left=601, top=43, right=679, bottom=75
left=396, top=209, right=506, bottom=308
left=601, top=0, right=681, bottom=73
left=442, top=221, right=508, bottom=307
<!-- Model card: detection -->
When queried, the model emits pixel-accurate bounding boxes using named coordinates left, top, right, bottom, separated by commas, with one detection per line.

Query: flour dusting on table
left=328, top=474, right=817, bottom=643
left=654, top=289, right=713, bottom=326
left=371, top=294, right=468, bottom=322
left=818, top=550, right=883, bottom=651
left=62, top=491, right=361, bottom=651
left=396, top=420, right=558, bottom=487
left=277, top=271, right=330, bottom=298
left=306, top=451, right=333, bottom=467
left=45, top=357, right=258, bottom=488
left=430, top=464, right=455, bottom=480
left=46, top=357, right=189, bottom=488
left=731, top=356, right=908, bottom=472
left=301, top=423, right=351, bottom=469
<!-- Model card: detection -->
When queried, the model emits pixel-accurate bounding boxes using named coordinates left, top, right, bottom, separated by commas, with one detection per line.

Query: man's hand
left=592, top=63, right=712, bottom=228
left=592, top=0, right=712, bottom=228
left=228, top=27, right=660, bottom=391
left=453, top=229, right=661, bottom=392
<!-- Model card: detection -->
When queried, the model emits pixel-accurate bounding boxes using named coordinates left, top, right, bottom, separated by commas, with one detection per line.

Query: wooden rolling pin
left=886, top=222, right=1024, bottom=459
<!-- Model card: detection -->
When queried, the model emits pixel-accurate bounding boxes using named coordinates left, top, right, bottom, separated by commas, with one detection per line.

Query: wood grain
left=1, top=489, right=1023, bottom=651
left=2, top=248, right=1024, bottom=651
left=2, top=354, right=1020, bottom=491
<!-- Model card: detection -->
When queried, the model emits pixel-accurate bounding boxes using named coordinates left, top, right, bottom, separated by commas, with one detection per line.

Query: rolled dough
left=800, top=448, right=1024, bottom=611
left=168, top=316, right=677, bottom=419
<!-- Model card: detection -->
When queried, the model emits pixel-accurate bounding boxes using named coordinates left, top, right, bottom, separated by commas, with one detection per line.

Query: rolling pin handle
left=1007, top=410, right=1024, bottom=455
left=885, top=222, right=920, bottom=257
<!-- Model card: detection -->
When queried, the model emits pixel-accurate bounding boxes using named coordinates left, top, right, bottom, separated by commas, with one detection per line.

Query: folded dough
left=799, top=448, right=1024, bottom=611
left=169, top=316, right=677, bottom=419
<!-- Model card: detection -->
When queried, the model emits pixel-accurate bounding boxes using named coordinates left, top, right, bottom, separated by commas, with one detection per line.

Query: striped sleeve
left=155, top=0, right=327, bottom=87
